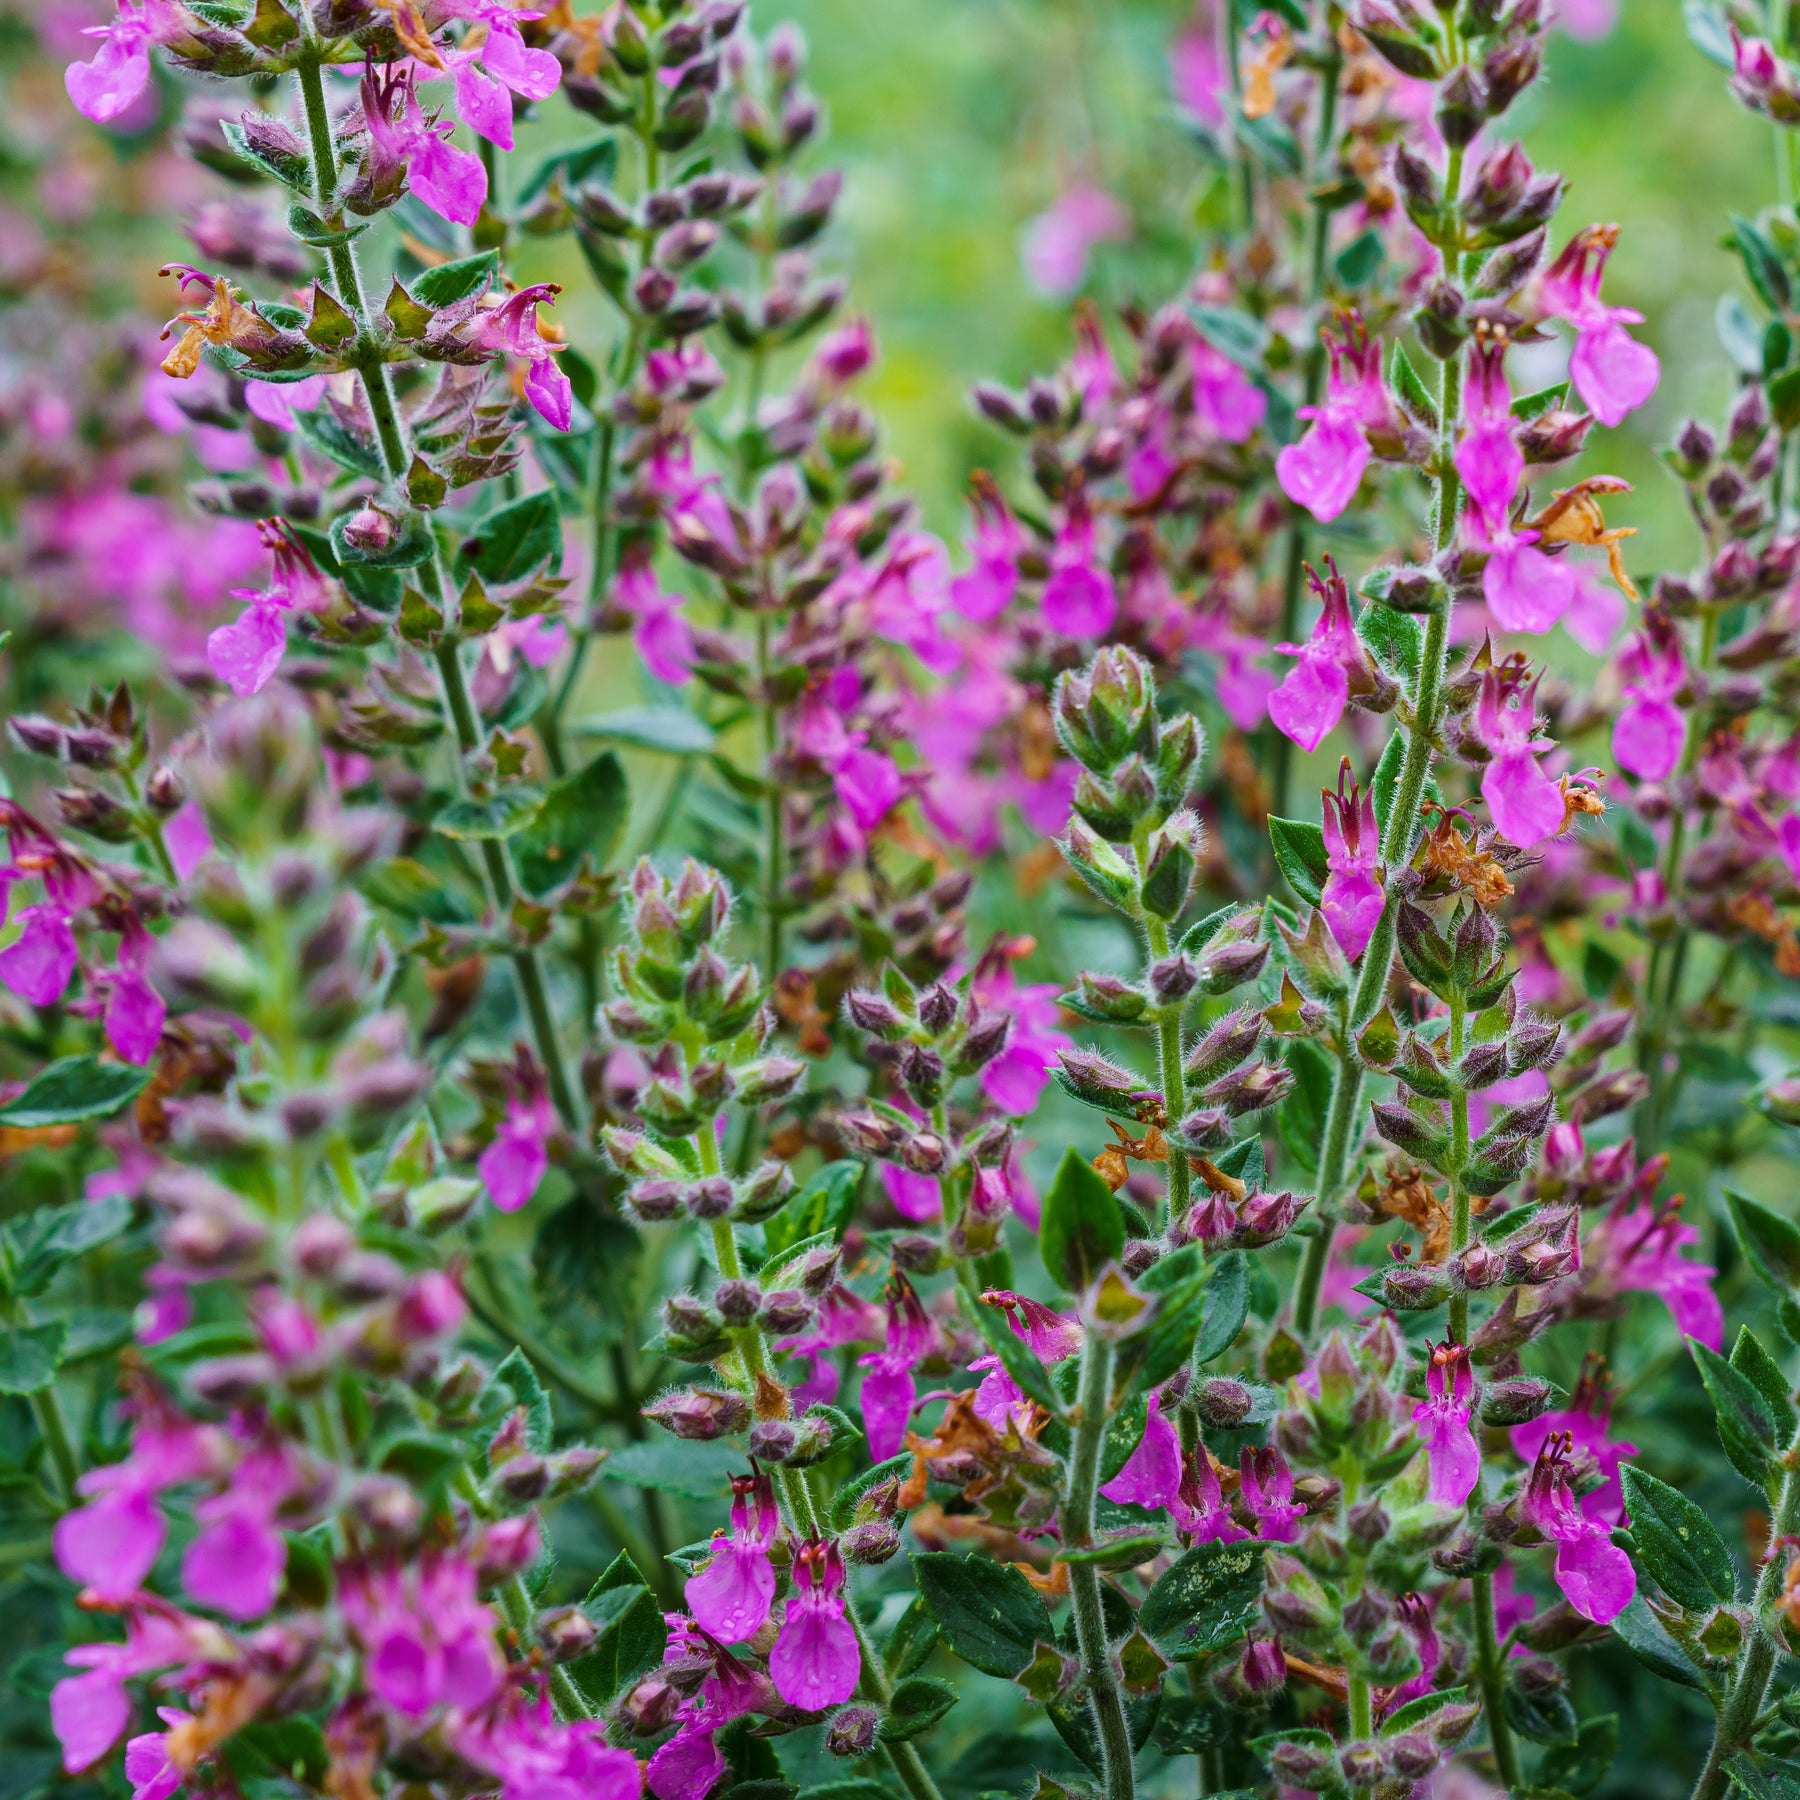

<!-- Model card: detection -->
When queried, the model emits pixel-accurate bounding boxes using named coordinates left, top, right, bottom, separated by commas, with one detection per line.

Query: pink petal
left=1482, top=749, right=1566, bottom=847
left=1099, top=1393, right=1183, bottom=1509
left=410, top=133, right=488, bottom=227
left=1275, top=413, right=1369, bottom=523
left=684, top=1540, right=775, bottom=1644
left=1570, top=319, right=1659, bottom=428
left=207, top=602, right=288, bottom=698
left=1267, top=656, right=1348, bottom=753
left=769, top=1602, right=861, bottom=1710
left=1553, top=1526, right=1636, bottom=1624
left=181, top=1512, right=286, bottom=1620
left=51, top=1668, right=131, bottom=1773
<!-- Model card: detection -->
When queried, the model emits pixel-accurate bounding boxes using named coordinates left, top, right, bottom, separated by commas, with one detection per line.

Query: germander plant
left=9, top=0, right=1800, bottom=1796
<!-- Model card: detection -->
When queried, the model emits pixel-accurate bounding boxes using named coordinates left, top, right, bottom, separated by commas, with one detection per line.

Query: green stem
left=1446, top=991, right=1471, bottom=1345
left=32, top=1385, right=80, bottom=1504
left=756, top=611, right=784, bottom=989
left=1066, top=1337, right=1137, bottom=1800
left=1290, top=1044, right=1363, bottom=1339
left=1471, top=1569, right=1521, bottom=1791
left=1146, top=918, right=1189, bottom=1229
left=1690, top=1421, right=1800, bottom=1800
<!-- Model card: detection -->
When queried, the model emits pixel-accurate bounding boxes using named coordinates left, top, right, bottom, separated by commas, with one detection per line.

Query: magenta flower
left=1585, top=1196, right=1722, bottom=1349
left=50, top=1612, right=199, bottom=1774
left=614, top=551, right=696, bottom=686
left=1411, top=1341, right=1480, bottom=1507
left=1238, top=1445, right=1305, bottom=1541
left=1613, top=622, right=1686, bottom=781
left=243, top=374, right=326, bottom=432
left=207, top=521, right=329, bottom=699
left=776, top=1281, right=884, bottom=1407
left=1171, top=23, right=1226, bottom=125
left=123, top=1711, right=187, bottom=1800
left=1474, top=669, right=1567, bottom=847
left=1100, top=1389, right=1183, bottom=1508
left=1455, top=340, right=1525, bottom=533
left=968, top=953, right=1070, bottom=1117
left=1275, top=321, right=1387, bottom=522
left=1192, top=340, right=1266, bottom=443
left=439, top=4, right=562, bottom=150
left=950, top=482, right=1022, bottom=622
left=479, top=1093, right=555, bottom=1212
left=341, top=1551, right=505, bottom=1718
left=181, top=1441, right=296, bottom=1620
left=105, top=915, right=165, bottom=1066
left=770, top=1539, right=860, bottom=1711
left=1520, top=1433, right=1636, bottom=1624
left=969, top=1354, right=1031, bottom=1430
left=1320, top=759, right=1383, bottom=961
left=983, top=1288, right=1083, bottom=1362
left=1481, top=527, right=1576, bottom=635
left=1541, top=224, right=1660, bottom=427
left=648, top=1624, right=773, bottom=1799
left=857, top=1276, right=936, bottom=1459
left=1511, top=1366, right=1637, bottom=1525
left=1021, top=184, right=1129, bottom=296
left=1042, top=496, right=1118, bottom=638
left=1557, top=0, right=1618, bottom=37
left=463, top=282, right=572, bottom=430
left=0, top=902, right=79, bottom=1006
left=1268, top=560, right=1366, bottom=752
left=833, top=744, right=903, bottom=832
left=361, top=71, right=488, bottom=228
left=1172, top=1448, right=1249, bottom=1545
left=684, top=1472, right=778, bottom=1644
left=64, top=0, right=162, bottom=123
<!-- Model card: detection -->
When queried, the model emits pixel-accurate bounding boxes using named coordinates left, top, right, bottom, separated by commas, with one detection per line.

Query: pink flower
left=1021, top=185, right=1129, bottom=295
left=1192, top=341, right=1265, bottom=443
left=105, top=916, right=165, bottom=1066
left=1613, top=623, right=1686, bottom=781
left=1473, top=669, right=1566, bottom=847
left=769, top=1540, right=860, bottom=1711
left=441, top=8, right=562, bottom=149
left=1585, top=1197, right=1722, bottom=1349
left=1100, top=1389, right=1183, bottom=1508
left=857, top=1276, right=935, bottom=1460
left=1455, top=340, right=1525, bottom=533
left=0, top=903, right=79, bottom=1006
left=50, top=1614, right=198, bottom=1774
left=64, top=0, right=159, bottom=123
left=1541, top=225, right=1660, bottom=428
left=1511, top=1366, right=1637, bottom=1525
left=614, top=552, right=696, bottom=686
left=950, top=482, right=1022, bottom=622
left=124, top=1711, right=188, bottom=1800
left=1239, top=1445, right=1305, bottom=1541
left=479, top=1094, right=556, bottom=1212
left=1268, top=560, right=1365, bottom=752
left=1275, top=321, right=1387, bottom=522
left=1557, top=0, right=1618, bottom=37
left=968, top=954, right=1070, bottom=1117
left=465, top=283, right=572, bottom=430
left=1564, top=565, right=1628, bottom=653
left=647, top=1626, right=772, bottom=1800
left=833, top=745, right=903, bottom=832
left=341, top=1551, right=505, bottom=1718
left=1042, top=497, right=1117, bottom=638
left=1520, top=1434, right=1636, bottom=1623
left=684, top=1472, right=778, bottom=1644
left=1411, top=1341, right=1480, bottom=1506
left=1481, top=528, right=1576, bottom=635
left=1172, top=1448, right=1249, bottom=1544
left=1171, top=24, right=1226, bottom=126
left=982, top=1288, right=1082, bottom=1362
left=1320, top=759, right=1383, bottom=961
left=207, top=520, right=329, bottom=699
left=361, top=70, right=488, bottom=228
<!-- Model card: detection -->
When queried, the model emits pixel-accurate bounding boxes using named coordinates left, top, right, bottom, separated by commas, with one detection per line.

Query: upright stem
left=756, top=611, right=784, bottom=989
left=1290, top=215, right=1466, bottom=1340
left=32, top=1384, right=80, bottom=1504
left=1471, top=1569, right=1522, bottom=1792
left=1146, top=918, right=1189, bottom=1228
left=1065, top=1338, right=1137, bottom=1800
left=1445, top=991, right=1472, bottom=1345
left=1691, top=1421, right=1800, bottom=1800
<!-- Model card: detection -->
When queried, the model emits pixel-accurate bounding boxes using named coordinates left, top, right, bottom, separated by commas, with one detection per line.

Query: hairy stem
left=1691, top=1422, right=1800, bottom=1800
left=1471, top=1569, right=1521, bottom=1791
left=1066, top=1337, right=1137, bottom=1800
left=1290, top=1043, right=1363, bottom=1338
left=1146, top=917, right=1189, bottom=1228
left=1446, top=991, right=1472, bottom=1345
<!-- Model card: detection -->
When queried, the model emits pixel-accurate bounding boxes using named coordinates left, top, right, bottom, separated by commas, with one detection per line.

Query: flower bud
left=539, top=1606, right=598, bottom=1663
left=828, top=1705, right=879, bottom=1758
left=842, top=1519, right=902, bottom=1564
left=645, top=1384, right=751, bottom=1440
left=747, top=1420, right=798, bottom=1462
left=1192, top=1375, right=1254, bottom=1428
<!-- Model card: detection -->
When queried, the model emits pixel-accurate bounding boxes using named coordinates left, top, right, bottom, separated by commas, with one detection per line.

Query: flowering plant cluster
left=8, top=0, right=1800, bottom=1796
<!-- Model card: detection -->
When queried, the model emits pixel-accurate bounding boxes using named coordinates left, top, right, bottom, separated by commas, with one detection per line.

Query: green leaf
left=1684, top=0, right=1737, bottom=67
left=1693, top=1342, right=1778, bottom=1487
left=1387, top=341, right=1438, bottom=427
left=764, top=1160, right=862, bottom=1258
left=1334, top=228, right=1384, bottom=289
left=1358, top=601, right=1423, bottom=686
left=1727, top=1189, right=1800, bottom=1289
left=492, top=1347, right=554, bottom=1454
left=1275, top=1037, right=1333, bottom=1179
left=1138, top=1539, right=1269, bottom=1662
left=606, top=1438, right=743, bottom=1498
left=1381, top=1686, right=1471, bottom=1739
left=879, top=1675, right=959, bottom=1742
left=1191, top=1250, right=1250, bottom=1365
left=1733, top=214, right=1792, bottom=313
left=1511, top=381, right=1569, bottom=423
left=575, top=706, right=716, bottom=754
left=1539, top=1713, right=1618, bottom=1797
left=573, top=1551, right=668, bottom=1703
left=293, top=409, right=385, bottom=479
left=1186, top=303, right=1268, bottom=370
left=1728, top=1755, right=1800, bottom=1800
left=433, top=788, right=544, bottom=841
left=1731, top=1325, right=1797, bottom=1442
left=0, top=1056, right=149, bottom=1129
left=1122, top=1244, right=1210, bottom=1386
left=456, top=491, right=562, bottom=584
left=1620, top=1466, right=1736, bottom=1609
left=514, top=750, right=628, bottom=895
left=532, top=1197, right=643, bottom=1351
left=328, top=507, right=435, bottom=570
left=1611, top=1593, right=1706, bottom=1689
left=1505, top=1673, right=1577, bottom=1745
left=1772, top=365, right=1800, bottom=432
left=830, top=1454, right=914, bottom=1532
left=1267, top=817, right=1328, bottom=908
left=356, top=856, right=474, bottom=924
left=882, top=1594, right=941, bottom=1679
left=1040, top=1147, right=1126, bottom=1292
left=519, top=137, right=620, bottom=205
left=411, top=250, right=501, bottom=308
left=1719, top=293, right=1766, bottom=373
left=12, top=1195, right=136, bottom=1299
left=0, top=1322, right=67, bottom=1395
left=913, top=1551, right=1053, bottom=1679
